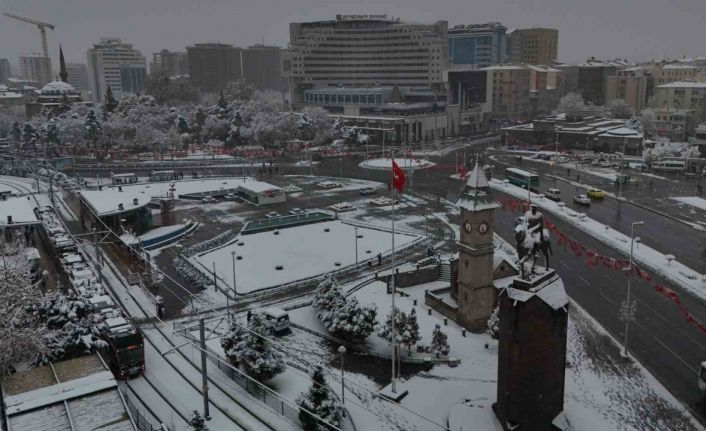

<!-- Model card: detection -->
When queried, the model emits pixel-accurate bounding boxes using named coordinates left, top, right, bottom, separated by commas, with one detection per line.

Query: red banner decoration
left=498, top=196, right=706, bottom=337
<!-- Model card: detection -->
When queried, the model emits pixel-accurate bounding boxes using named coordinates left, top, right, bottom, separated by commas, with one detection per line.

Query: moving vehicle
left=102, top=317, right=144, bottom=379
left=545, top=188, right=561, bottom=202
left=587, top=189, right=605, bottom=199
left=505, top=168, right=540, bottom=190
left=289, top=208, right=305, bottom=215
left=652, top=160, right=686, bottom=172
left=201, top=196, right=217, bottom=204
left=700, top=361, right=706, bottom=400
left=359, top=187, right=377, bottom=195
left=573, top=194, right=591, bottom=205
left=257, top=307, right=291, bottom=333
left=265, top=211, right=281, bottom=218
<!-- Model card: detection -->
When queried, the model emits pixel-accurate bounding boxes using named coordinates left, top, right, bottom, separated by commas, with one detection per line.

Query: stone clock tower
left=455, top=162, right=499, bottom=331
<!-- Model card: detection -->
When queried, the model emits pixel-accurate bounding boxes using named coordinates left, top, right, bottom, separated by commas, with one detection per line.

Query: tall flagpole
left=390, top=152, right=397, bottom=394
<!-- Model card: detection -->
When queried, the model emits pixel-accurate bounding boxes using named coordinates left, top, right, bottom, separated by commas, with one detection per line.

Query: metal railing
left=123, top=389, right=169, bottom=431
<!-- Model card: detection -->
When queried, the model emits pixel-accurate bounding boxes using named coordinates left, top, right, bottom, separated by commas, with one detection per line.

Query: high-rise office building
left=282, top=15, right=448, bottom=107
left=152, top=49, right=189, bottom=76
left=66, top=63, right=90, bottom=94
left=506, top=28, right=558, bottom=65
left=87, top=38, right=147, bottom=102
left=448, top=22, right=506, bottom=67
left=0, top=59, right=11, bottom=83
left=243, top=45, right=284, bottom=92
left=20, top=54, right=52, bottom=85
left=186, top=43, right=243, bottom=93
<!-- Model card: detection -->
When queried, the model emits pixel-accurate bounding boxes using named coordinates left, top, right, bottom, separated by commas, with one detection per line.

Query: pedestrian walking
left=377, top=253, right=382, bottom=266
left=567, top=168, right=571, bottom=177
left=247, top=310, right=252, bottom=323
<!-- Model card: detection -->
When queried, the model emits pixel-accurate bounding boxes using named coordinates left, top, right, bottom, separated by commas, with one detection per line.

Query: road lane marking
left=632, top=319, right=700, bottom=375
left=578, top=275, right=590, bottom=286
left=559, top=260, right=570, bottom=270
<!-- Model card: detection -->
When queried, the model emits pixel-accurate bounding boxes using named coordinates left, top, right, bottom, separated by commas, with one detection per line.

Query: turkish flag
left=392, top=160, right=406, bottom=193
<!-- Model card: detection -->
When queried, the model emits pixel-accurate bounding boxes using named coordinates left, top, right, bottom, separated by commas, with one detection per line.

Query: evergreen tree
left=104, top=86, right=119, bottom=113
left=297, top=367, right=343, bottom=431
left=331, top=117, right=345, bottom=140
left=327, top=296, right=377, bottom=341
left=313, top=276, right=345, bottom=328
left=22, top=123, right=37, bottom=150
left=43, top=118, right=60, bottom=147
left=216, top=90, right=230, bottom=118
left=223, top=79, right=255, bottom=102
left=486, top=305, right=500, bottom=339
left=220, top=315, right=284, bottom=381
left=58, top=94, right=72, bottom=115
left=190, top=411, right=208, bottom=431
left=378, top=308, right=407, bottom=346
left=176, top=115, right=190, bottom=134
left=10, top=121, right=21, bottom=146
left=192, top=106, right=207, bottom=145
left=431, top=324, right=450, bottom=357
left=84, top=109, right=102, bottom=149
left=403, top=308, right=421, bottom=354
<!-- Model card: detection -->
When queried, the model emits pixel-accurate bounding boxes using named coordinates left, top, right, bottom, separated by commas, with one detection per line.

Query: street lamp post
left=230, top=251, right=238, bottom=323
left=553, top=130, right=559, bottom=186
left=338, top=345, right=347, bottom=408
left=621, top=221, right=644, bottom=356
left=354, top=227, right=358, bottom=265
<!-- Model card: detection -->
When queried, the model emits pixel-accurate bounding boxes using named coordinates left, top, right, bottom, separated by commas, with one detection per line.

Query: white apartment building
left=20, top=54, right=52, bottom=85
left=87, top=38, right=147, bottom=102
left=282, top=15, right=448, bottom=107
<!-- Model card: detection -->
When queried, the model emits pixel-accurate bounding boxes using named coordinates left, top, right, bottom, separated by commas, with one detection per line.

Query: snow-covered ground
left=189, top=220, right=421, bottom=294
left=490, top=179, right=706, bottom=302
left=359, top=158, right=435, bottom=171
left=286, top=279, right=702, bottom=431
left=672, top=196, right=706, bottom=212
left=103, top=177, right=274, bottom=199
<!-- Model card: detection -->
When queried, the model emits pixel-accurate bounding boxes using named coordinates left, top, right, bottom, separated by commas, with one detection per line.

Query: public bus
left=652, top=160, right=685, bottom=172
left=111, top=173, right=137, bottom=185
left=505, top=168, right=540, bottom=190
left=102, top=316, right=145, bottom=379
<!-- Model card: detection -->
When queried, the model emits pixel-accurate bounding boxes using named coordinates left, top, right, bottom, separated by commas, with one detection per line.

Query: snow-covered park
left=359, top=158, right=435, bottom=171
left=189, top=220, right=422, bottom=294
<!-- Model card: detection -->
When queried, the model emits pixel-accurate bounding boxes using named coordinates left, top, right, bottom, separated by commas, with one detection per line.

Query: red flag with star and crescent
left=392, top=160, right=406, bottom=193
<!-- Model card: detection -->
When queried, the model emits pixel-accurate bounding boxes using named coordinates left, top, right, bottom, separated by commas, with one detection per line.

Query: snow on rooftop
left=657, top=81, right=706, bottom=88
left=0, top=196, right=39, bottom=226
left=598, top=126, right=643, bottom=137
left=238, top=181, right=282, bottom=194
left=191, top=220, right=421, bottom=294
left=107, top=177, right=277, bottom=199
left=78, top=189, right=152, bottom=216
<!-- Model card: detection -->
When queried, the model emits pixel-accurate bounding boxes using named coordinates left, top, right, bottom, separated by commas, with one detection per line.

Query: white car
left=699, top=361, right=706, bottom=400
left=265, top=211, right=281, bottom=218
left=256, top=307, right=290, bottom=333
left=573, top=194, right=591, bottom=205
left=289, top=208, right=304, bottom=215
left=545, top=188, right=561, bottom=202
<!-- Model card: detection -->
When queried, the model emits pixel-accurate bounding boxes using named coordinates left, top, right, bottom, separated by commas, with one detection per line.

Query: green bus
left=505, top=167, right=540, bottom=190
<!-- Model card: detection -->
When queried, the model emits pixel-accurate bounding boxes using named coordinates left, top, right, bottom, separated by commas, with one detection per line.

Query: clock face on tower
left=464, top=222, right=472, bottom=233
left=478, top=221, right=489, bottom=235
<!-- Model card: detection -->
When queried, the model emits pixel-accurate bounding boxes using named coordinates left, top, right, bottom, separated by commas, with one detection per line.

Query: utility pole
left=199, top=318, right=211, bottom=420
left=620, top=221, right=644, bottom=356
left=553, top=130, right=559, bottom=186
left=354, top=226, right=358, bottom=265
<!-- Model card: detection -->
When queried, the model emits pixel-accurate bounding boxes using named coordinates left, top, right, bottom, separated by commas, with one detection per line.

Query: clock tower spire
left=455, top=159, right=500, bottom=330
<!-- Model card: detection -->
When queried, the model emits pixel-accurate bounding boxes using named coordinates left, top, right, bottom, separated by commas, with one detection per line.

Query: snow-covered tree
left=554, top=92, right=588, bottom=114
left=84, top=109, right=102, bottom=149
left=378, top=308, right=407, bottom=345
left=145, top=72, right=200, bottom=106
left=487, top=306, right=500, bottom=339
left=313, top=276, right=377, bottom=341
left=606, top=99, right=633, bottom=119
left=297, top=367, right=343, bottom=431
left=22, top=122, right=38, bottom=148
left=10, top=121, right=21, bottom=146
left=327, top=296, right=377, bottom=341
left=0, top=240, right=47, bottom=375
left=43, top=118, right=60, bottom=147
left=402, top=308, right=421, bottom=354
left=192, top=107, right=207, bottom=145
left=331, top=117, right=345, bottom=140
left=104, top=86, right=119, bottom=113
left=638, top=109, right=656, bottom=139
left=190, top=411, right=208, bottom=431
left=431, top=324, right=450, bottom=357
left=223, top=79, right=256, bottom=102
left=220, top=315, right=284, bottom=381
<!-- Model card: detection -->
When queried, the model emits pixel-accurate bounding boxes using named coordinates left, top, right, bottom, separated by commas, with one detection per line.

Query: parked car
left=201, top=196, right=217, bottom=204
left=587, top=189, right=605, bottom=199
left=257, top=307, right=290, bottom=333
left=289, top=208, right=304, bottom=215
left=359, top=187, right=377, bottom=196
left=545, top=188, right=561, bottom=202
left=265, top=211, right=281, bottom=218
left=573, top=194, right=591, bottom=205
left=557, top=156, right=569, bottom=163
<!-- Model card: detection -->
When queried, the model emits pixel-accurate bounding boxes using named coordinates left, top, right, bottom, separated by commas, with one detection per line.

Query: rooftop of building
left=40, top=80, right=79, bottom=96
left=657, top=81, right=706, bottom=88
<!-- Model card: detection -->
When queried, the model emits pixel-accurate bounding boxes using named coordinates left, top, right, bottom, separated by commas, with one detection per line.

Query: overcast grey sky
left=1, top=0, right=704, bottom=68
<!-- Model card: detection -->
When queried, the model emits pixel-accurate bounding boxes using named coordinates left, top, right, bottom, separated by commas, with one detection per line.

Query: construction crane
left=2, top=12, right=55, bottom=59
